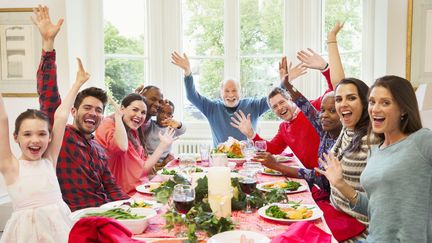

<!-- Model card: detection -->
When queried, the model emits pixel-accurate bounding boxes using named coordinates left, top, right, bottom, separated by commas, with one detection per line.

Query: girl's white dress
left=0, top=159, right=72, bottom=243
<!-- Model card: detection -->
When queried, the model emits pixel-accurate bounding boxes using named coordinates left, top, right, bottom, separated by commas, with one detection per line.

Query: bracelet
left=320, top=63, right=329, bottom=71
left=327, top=40, right=337, bottom=44
left=349, top=191, right=359, bottom=202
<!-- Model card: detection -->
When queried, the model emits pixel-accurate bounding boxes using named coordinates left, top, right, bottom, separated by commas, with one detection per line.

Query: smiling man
left=171, top=52, right=270, bottom=146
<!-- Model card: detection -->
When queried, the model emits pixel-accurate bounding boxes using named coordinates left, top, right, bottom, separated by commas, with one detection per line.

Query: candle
left=207, top=167, right=232, bottom=218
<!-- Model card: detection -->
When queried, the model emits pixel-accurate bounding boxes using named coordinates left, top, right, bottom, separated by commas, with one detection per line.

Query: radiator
left=173, top=139, right=212, bottom=155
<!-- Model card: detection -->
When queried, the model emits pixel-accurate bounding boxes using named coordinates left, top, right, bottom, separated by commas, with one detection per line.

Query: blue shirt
left=184, top=75, right=269, bottom=146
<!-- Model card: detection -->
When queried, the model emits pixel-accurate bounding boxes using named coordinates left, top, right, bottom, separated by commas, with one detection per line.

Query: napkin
left=68, top=217, right=143, bottom=243
left=270, top=221, right=331, bottom=243
left=315, top=200, right=366, bottom=241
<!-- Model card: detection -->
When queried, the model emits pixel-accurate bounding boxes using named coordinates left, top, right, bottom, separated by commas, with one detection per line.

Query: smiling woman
left=95, top=93, right=176, bottom=194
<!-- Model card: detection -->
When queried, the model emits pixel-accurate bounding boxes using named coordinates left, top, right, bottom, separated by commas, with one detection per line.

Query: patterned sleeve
left=101, top=161, right=130, bottom=200
left=37, top=50, right=61, bottom=125
left=293, top=96, right=323, bottom=137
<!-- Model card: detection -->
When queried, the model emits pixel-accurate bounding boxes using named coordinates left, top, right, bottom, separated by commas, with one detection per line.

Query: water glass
left=179, top=154, right=196, bottom=178
left=241, top=140, right=255, bottom=162
left=199, top=144, right=210, bottom=166
left=211, top=153, right=228, bottom=167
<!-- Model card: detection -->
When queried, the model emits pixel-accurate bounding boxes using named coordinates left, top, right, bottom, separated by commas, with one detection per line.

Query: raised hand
left=158, top=127, right=177, bottom=149
left=327, top=21, right=344, bottom=42
left=171, top=52, right=191, bottom=76
left=31, top=5, right=64, bottom=51
left=315, top=152, right=344, bottom=187
left=75, top=58, right=90, bottom=85
left=297, top=48, right=327, bottom=70
left=279, top=56, right=289, bottom=81
left=230, top=110, right=255, bottom=139
left=279, top=56, right=307, bottom=83
left=108, top=95, right=122, bottom=116
left=288, top=62, right=308, bottom=81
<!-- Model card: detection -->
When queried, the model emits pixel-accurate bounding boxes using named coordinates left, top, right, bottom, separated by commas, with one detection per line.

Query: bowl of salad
left=71, top=207, right=157, bottom=234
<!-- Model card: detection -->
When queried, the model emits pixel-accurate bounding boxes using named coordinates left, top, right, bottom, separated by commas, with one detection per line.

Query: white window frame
left=101, top=0, right=374, bottom=140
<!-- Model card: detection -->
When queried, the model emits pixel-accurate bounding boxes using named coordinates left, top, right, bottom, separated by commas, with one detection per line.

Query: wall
left=0, top=0, right=70, bottom=206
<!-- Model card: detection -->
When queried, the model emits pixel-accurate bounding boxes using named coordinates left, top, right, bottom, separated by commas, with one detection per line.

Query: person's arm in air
left=32, top=5, right=64, bottom=125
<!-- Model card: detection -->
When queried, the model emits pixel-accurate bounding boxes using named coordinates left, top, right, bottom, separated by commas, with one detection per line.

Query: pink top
left=95, top=116, right=148, bottom=194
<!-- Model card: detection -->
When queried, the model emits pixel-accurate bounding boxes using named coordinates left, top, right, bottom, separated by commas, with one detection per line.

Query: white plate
left=100, top=199, right=163, bottom=211
left=136, top=182, right=162, bottom=194
left=258, top=203, right=323, bottom=223
left=208, top=230, right=270, bottom=243
left=256, top=180, right=308, bottom=194
left=260, top=168, right=283, bottom=176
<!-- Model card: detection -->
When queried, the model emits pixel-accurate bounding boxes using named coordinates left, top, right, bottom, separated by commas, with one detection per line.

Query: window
left=102, top=0, right=369, bottom=138
left=103, top=0, right=148, bottom=103
left=322, top=0, right=363, bottom=78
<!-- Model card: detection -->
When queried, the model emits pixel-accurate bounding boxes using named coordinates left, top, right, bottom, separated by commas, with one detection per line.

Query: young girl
left=95, top=93, right=176, bottom=194
left=0, top=59, right=89, bottom=243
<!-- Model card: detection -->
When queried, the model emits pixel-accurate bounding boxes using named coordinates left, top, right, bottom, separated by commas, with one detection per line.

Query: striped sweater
left=330, top=129, right=369, bottom=224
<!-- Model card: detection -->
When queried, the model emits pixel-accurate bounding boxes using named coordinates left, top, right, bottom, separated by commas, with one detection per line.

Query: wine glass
left=172, top=184, right=195, bottom=216
left=241, top=140, right=255, bottom=163
left=243, top=161, right=263, bottom=174
left=238, top=168, right=257, bottom=214
left=179, top=155, right=197, bottom=179
left=254, top=140, right=267, bottom=152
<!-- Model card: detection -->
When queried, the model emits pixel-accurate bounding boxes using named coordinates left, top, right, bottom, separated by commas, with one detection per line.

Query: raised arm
left=45, top=58, right=89, bottom=166
left=31, top=5, right=63, bottom=52
left=171, top=51, right=192, bottom=76
left=32, top=5, right=64, bottom=124
left=327, top=21, right=345, bottom=86
left=108, top=96, right=128, bottom=152
left=141, top=128, right=177, bottom=173
left=0, top=93, right=14, bottom=175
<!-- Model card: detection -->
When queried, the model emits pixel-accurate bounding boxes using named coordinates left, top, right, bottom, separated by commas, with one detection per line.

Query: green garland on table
left=154, top=175, right=288, bottom=242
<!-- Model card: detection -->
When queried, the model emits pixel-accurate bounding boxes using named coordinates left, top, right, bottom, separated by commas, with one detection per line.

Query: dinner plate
left=208, top=230, right=270, bottom=243
left=258, top=203, right=323, bottom=223
left=100, top=199, right=163, bottom=211
left=136, top=182, right=162, bottom=194
left=256, top=180, right=308, bottom=194
left=260, top=168, right=283, bottom=176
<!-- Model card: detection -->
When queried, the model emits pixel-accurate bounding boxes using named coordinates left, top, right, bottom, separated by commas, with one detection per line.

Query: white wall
left=0, top=0, right=70, bottom=203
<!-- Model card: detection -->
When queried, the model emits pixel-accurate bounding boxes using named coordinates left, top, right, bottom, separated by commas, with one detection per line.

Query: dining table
left=130, top=153, right=337, bottom=242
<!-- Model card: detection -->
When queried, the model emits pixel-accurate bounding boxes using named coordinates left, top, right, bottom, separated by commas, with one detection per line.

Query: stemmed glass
left=179, top=155, right=197, bottom=179
left=172, top=184, right=195, bottom=216
left=238, top=168, right=257, bottom=214
left=254, top=140, right=267, bottom=152
left=241, top=140, right=255, bottom=163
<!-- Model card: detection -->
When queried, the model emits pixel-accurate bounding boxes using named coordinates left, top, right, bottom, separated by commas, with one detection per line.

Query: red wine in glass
left=173, top=196, right=195, bottom=214
left=239, top=178, right=257, bottom=195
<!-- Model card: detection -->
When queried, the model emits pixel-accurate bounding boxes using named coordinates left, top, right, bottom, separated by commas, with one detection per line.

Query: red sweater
left=253, top=69, right=332, bottom=169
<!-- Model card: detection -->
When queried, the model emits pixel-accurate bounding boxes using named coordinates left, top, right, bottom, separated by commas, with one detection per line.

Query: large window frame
left=103, top=0, right=374, bottom=140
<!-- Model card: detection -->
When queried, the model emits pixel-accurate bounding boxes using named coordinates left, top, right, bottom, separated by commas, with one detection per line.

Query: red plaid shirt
left=37, top=50, right=129, bottom=211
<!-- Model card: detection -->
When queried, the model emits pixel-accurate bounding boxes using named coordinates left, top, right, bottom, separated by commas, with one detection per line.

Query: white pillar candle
left=207, top=167, right=232, bottom=218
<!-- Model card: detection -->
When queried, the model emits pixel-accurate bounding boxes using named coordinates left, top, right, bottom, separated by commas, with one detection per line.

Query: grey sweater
left=143, top=120, right=186, bottom=159
left=353, top=128, right=432, bottom=242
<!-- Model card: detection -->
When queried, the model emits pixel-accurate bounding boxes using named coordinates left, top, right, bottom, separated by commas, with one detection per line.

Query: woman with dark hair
left=324, top=77, right=381, bottom=242
left=318, top=75, right=431, bottom=242
left=96, top=93, right=176, bottom=194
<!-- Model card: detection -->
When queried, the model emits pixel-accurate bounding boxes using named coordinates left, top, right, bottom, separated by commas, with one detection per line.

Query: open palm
left=31, top=5, right=64, bottom=42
